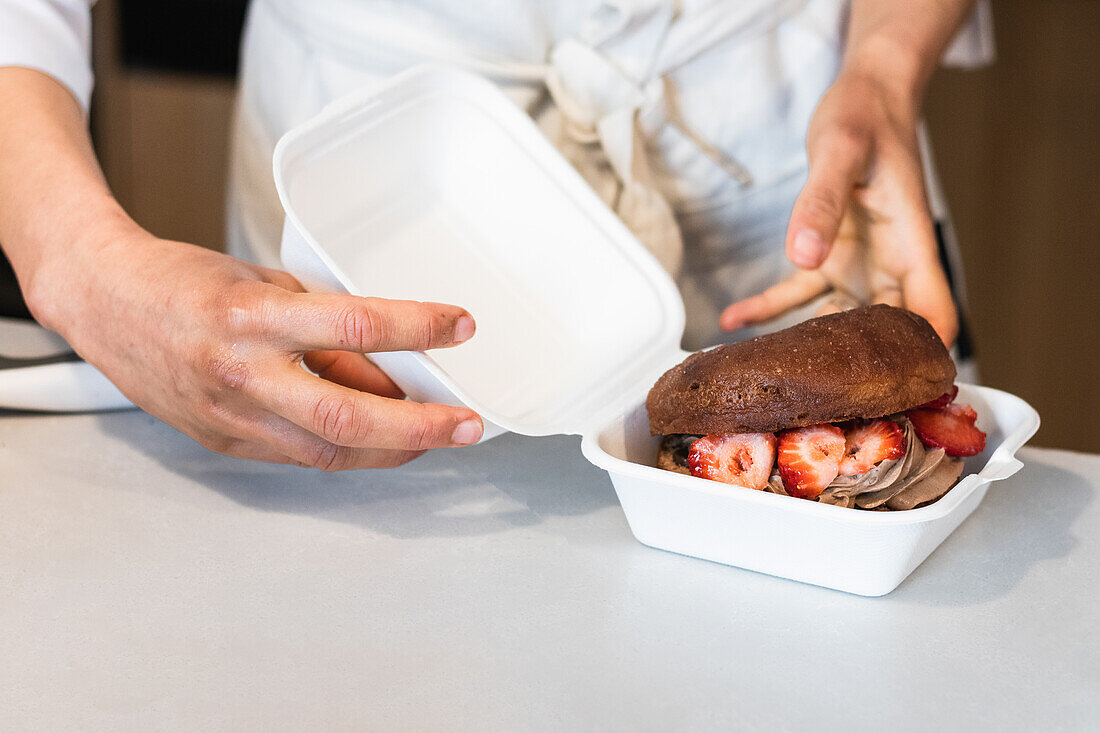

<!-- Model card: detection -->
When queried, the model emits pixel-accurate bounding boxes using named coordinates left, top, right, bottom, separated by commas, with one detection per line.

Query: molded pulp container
left=274, top=66, right=1040, bottom=596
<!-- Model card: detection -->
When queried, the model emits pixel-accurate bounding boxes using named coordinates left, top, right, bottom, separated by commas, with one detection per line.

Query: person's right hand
left=28, top=227, right=484, bottom=470
left=0, top=68, right=481, bottom=470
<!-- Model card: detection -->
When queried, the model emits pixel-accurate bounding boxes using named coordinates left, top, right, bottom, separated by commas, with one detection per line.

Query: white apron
left=229, top=0, right=990, bottom=352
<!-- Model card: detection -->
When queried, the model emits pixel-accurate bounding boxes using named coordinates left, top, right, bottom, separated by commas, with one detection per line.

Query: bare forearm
left=0, top=65, right=486, bottom=464
left=844, top=0, right=977, bottom=114
left=0, top=67, right=138, bottom=324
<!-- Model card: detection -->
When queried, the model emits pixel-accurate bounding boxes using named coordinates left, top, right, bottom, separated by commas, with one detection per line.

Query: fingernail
left=451, top=419, right=483, bottom=446
left=454, top=316, right=475, bottom=343
left=792, top=229, right=825, bottom=267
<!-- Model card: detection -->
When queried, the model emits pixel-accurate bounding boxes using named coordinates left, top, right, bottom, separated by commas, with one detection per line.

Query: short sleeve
left=941, top=0, right=995, bottom=68
left=0, top=0, right=95, bottom=111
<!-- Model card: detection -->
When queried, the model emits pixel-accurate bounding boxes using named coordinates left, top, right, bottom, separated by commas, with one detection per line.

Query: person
left=0, top=0, right=991, bottom=470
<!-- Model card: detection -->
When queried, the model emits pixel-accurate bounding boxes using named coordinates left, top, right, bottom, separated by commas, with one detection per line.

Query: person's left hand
left=719, top=69, right=958, bottom=346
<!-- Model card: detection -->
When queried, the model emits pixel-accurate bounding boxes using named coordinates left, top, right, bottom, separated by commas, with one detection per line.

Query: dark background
left=117, top=0, right=248, bottom=75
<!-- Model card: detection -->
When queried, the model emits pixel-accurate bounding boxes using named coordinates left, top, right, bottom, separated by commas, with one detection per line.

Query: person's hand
left=720, top=69, right=958, bottom=345
left=29, top=226, right=484, bottom=469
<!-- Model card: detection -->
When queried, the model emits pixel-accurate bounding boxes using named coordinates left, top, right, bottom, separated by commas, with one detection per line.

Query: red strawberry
left=906, top=402, right=987, bottom=457
left=776, top=424, right=846, bottom=499
left=839, top=419, right=907, bottom=476
left=688, top=433, right=777, bottom=490
left=918, top=385, right=958, bottom=410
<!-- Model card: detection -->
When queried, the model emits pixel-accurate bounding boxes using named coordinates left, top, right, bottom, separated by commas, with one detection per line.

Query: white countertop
left=1, top=410, right=1097, bottom=731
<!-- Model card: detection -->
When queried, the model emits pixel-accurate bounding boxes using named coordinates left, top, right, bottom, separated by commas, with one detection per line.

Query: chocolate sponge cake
left=645, top=305, right=985, bottom=512
left=647, top=305, right=955, bottom=437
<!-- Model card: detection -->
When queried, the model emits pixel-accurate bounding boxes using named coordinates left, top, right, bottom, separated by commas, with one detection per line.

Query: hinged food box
left=274, top=66, right=1039, bottom=596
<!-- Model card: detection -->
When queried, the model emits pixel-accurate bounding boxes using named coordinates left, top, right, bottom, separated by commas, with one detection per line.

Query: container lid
left=274, top=66, right=685, bottom=438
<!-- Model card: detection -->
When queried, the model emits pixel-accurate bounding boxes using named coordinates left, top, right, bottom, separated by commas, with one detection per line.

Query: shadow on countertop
left=91, top=410, right=1093, bottom=606
left=94, top=409, right=618, bottom=540
left=890, top=454, right=1093, bottom=607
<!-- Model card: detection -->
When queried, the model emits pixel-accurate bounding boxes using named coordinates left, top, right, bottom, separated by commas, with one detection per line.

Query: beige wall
left=90, top=1, right=1099, bottom=452
left=925, top=0, right=1099, bottom=452
left=90, top=0, right=235, bottom=252
left=93, top=72, right=235, bottom=252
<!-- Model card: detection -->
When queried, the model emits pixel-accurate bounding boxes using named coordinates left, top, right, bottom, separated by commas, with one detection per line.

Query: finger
left=304, top=350, right=405, bottom=399
left=220, top=415, right=425, bottom=470
left=274, top=443, right=424, bottom=471
left=258, top=266, right=306, bottom=293
left=256, top=365, right=484, bottom=451
left=190, top=432, right=294, bottom=466
left=787, top=128, right=872, bottom=269
left=815, top=300, right=842, bottom=318
left=275, top=436, right=425, bottom=472
left=271, top=292, right=476, bottom=354
left=813, top=288, right=864, bottom=318
left=215, top=438, right=297, bottom=466
left=720, top=269, right=829, bottom=331
left=869, top=283, right=903, bottom=308
left=902, top=257, right=958, bottom=347
left=874, top=158, right=959, bottom=347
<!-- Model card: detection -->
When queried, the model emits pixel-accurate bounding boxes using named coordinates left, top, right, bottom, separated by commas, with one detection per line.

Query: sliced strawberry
left=906, top=402, right=987, bottom=457
left=918, top=385, right=959, bottom=410
left=688, top=433, right=777, bottom=490
left=839, top=418, right=907, bottom=475
left=776, top=424, right=845, bottom=499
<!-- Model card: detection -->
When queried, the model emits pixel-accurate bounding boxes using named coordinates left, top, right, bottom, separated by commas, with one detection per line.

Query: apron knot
left=541, top=3, right=685, bottom=274
left=545, top=37, right=661, bottom=146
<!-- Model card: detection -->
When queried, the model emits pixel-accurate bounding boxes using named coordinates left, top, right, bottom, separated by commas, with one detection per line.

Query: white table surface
left=1, top=409, right=1097, bottom=732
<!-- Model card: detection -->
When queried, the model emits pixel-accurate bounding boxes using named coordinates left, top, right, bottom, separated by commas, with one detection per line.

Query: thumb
left=786, top=130, right=871, bottom=269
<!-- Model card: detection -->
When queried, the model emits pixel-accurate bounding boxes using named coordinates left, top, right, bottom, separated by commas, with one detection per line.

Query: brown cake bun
left=647, top=305, right=955, bottom=437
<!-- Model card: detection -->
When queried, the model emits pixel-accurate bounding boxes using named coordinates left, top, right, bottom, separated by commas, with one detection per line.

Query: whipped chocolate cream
left=764, top=418, right=963, bottom=510
left=662, top=417, right=964, bottom=511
